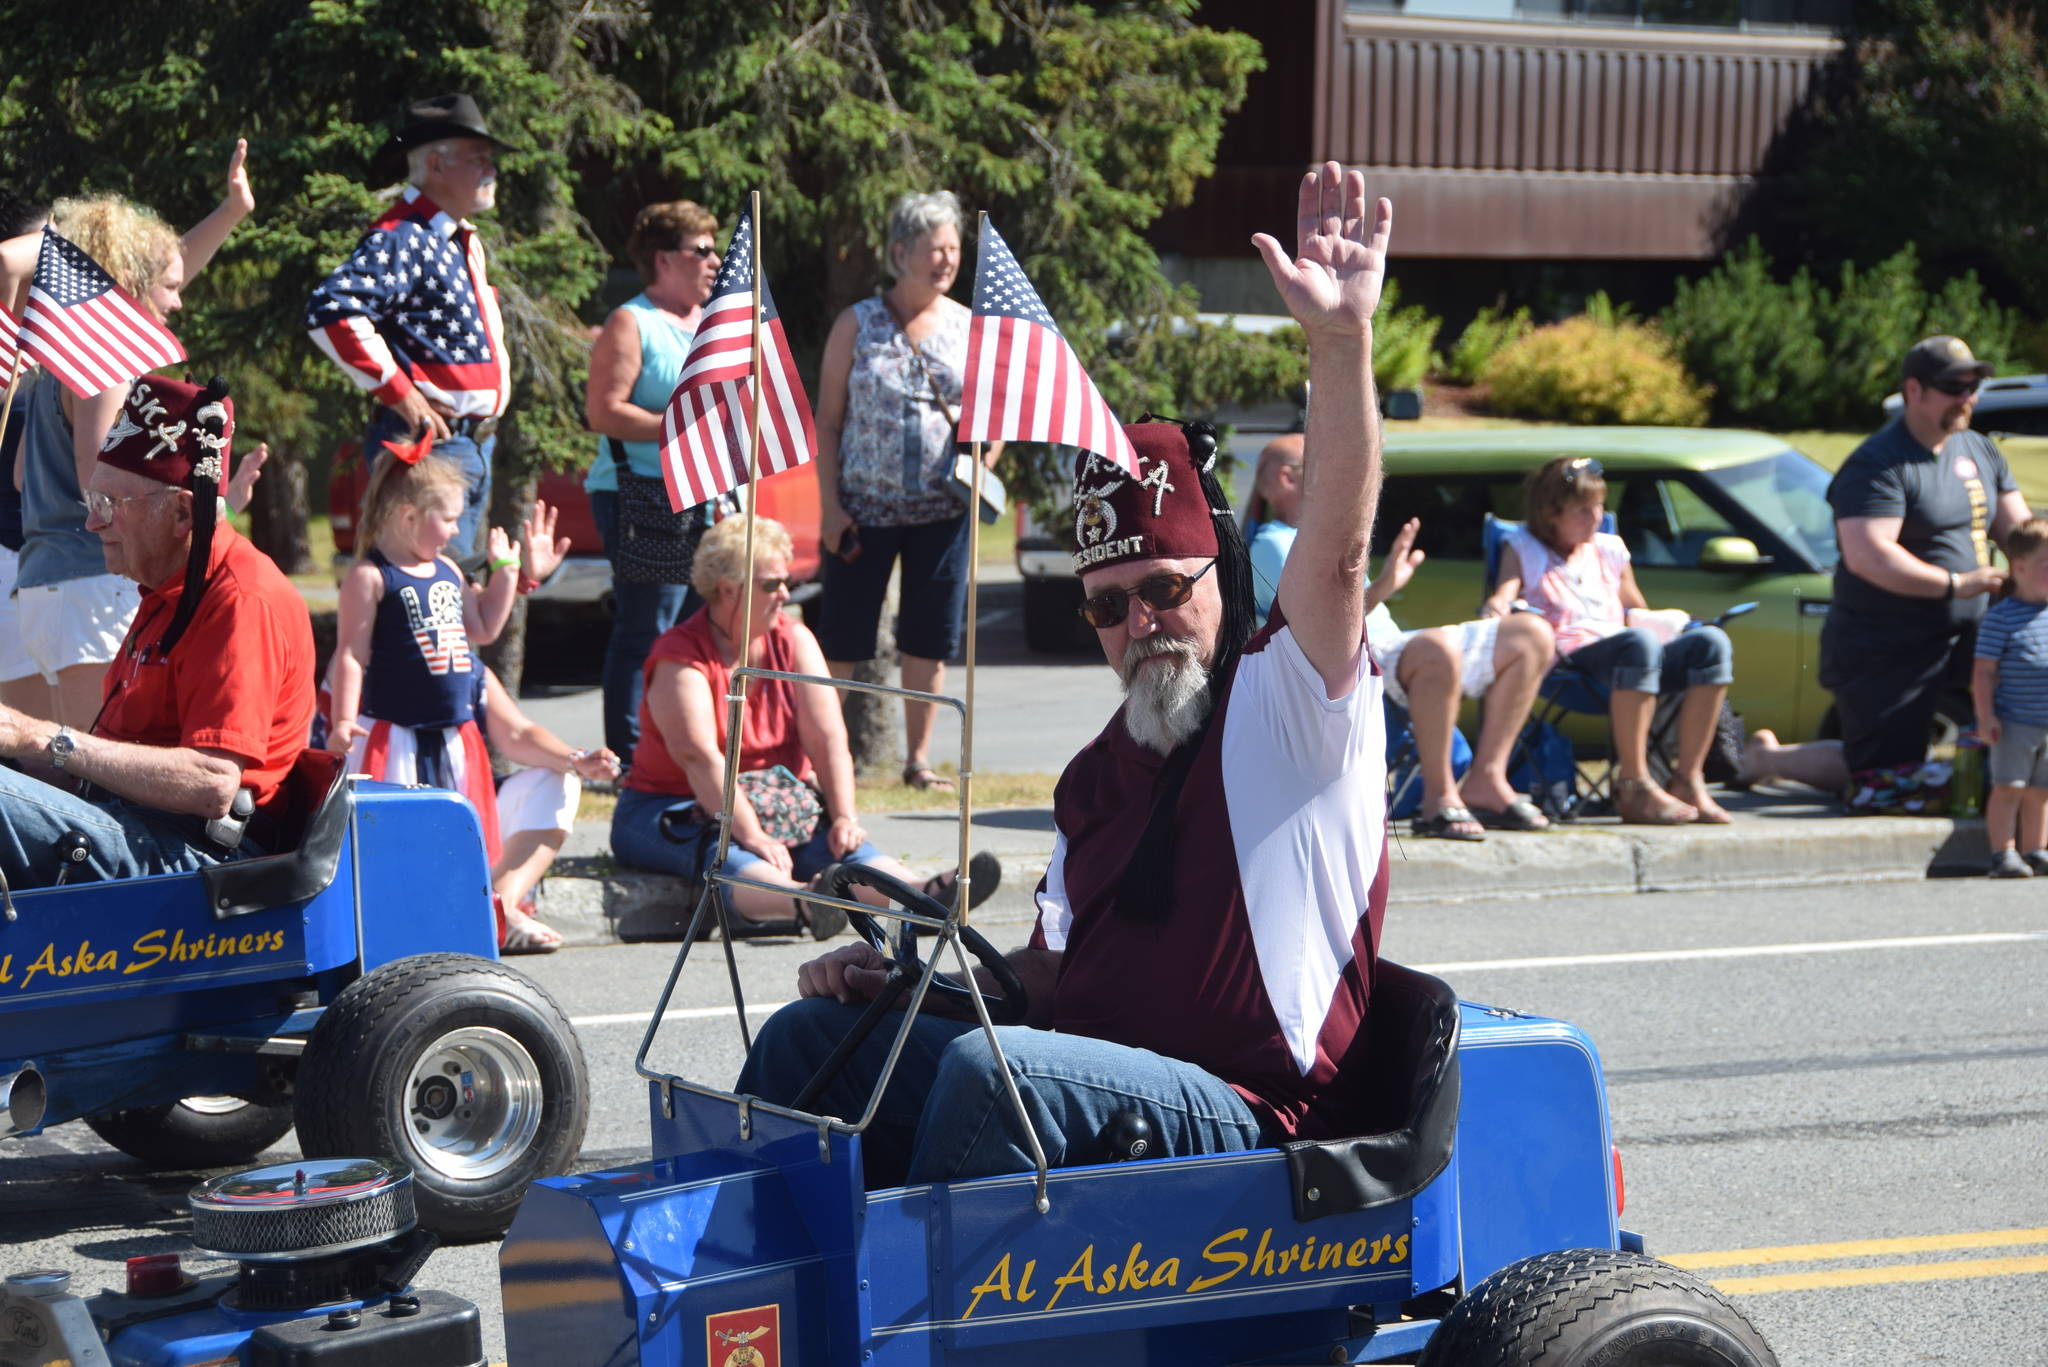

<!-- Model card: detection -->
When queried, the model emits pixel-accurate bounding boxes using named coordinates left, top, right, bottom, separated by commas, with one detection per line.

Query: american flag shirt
left=304, top=188, right=508, bottom=418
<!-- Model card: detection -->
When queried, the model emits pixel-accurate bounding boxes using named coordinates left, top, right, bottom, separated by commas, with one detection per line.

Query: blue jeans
left=737, top=999, right=1269, bottom=1188
left=0, top=765, right=255, bottom=888
left=610, top=787, right=881, bottom=909
left=1563, top=624, right=1733, bottom=696
left=363, top=408, right=494, bottom=558
left=590, top=491, right=702, bottom=763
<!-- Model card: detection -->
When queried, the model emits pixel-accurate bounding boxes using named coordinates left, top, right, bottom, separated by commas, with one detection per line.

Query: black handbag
left=609, top=438, right=725, bottom=585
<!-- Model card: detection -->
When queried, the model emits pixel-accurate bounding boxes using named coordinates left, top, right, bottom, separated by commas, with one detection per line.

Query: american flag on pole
left=20, top=227, right=184, bottom=398
left=958, top=220, right=1137, bottom=477
left=657, top=208, right=816, bottom=510
left=0, top=303, right=23, bottom=386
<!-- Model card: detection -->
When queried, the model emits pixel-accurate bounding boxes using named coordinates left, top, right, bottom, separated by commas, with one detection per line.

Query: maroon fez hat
left=1070, top=421, right=1224, bottom=573
left=98, top=376, right=233, bottom=490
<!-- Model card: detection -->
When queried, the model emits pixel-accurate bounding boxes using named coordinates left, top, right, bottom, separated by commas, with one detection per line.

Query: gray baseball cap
left=1902, top=335, right=1995, bottom=387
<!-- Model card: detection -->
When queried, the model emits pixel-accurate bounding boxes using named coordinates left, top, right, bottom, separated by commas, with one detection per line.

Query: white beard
left=1119, top=637, right=1212, bottom=753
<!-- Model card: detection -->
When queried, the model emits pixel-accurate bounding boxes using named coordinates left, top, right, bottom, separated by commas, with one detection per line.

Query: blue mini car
left=0, top=748, right=589, bottom=1238
left=497, top=864, right=1779, bottom=1366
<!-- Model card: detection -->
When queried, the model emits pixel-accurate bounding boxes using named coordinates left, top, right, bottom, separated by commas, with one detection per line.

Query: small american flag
left=0, top=303, right=23, bottom=387
left=20, top=228, right=184, bottom=398
left=657, top=208, right=816, bottom=509
left=958, top=220, right=1137, bottom=477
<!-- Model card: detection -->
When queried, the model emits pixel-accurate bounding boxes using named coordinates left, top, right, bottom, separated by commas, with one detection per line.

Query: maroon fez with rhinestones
left=1070, top=421, right=1226, bottom=573
left=97, top=375, right=233, bottom=490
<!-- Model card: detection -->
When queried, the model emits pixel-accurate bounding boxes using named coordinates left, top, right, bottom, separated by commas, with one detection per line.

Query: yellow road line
left=1670, top=1227, right=2048, bottom=1270
left=1713, top=1253, right=2048, bottom=1295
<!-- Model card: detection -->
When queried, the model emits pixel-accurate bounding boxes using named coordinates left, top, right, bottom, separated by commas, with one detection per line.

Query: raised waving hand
left=1251, top=161, right=1393, bottom=340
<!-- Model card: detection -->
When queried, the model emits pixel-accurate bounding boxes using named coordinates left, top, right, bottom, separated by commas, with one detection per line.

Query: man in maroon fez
left=0, top=376, right=315, bottom=887
left=750, top=164, right=1396, bottom=1187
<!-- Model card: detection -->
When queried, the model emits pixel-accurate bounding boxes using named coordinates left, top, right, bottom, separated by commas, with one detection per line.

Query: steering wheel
left=788, top=863, right=1028, bottom=1114
left=829, top=862, right=1029, bottom=1025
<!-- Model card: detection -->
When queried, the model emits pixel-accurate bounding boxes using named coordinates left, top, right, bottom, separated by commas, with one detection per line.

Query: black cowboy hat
left=371, top=94, right=515, bottom=180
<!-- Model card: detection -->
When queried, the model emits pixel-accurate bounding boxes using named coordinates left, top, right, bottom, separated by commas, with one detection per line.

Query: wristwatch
left=47, top=725, right=76, bottom=770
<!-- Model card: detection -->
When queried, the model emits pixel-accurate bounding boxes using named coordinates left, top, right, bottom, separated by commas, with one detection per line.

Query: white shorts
left=497, top=765, right=580, bottom=837
left=0, top=546, right=37, bottom=684
left=18, top=573, right=137, bottom=682
left=1373, top=616, right=1501, bottom=712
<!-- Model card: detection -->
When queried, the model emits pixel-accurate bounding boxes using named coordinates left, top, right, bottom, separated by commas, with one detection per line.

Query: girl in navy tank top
left=327, top=452, right=529, bottom=934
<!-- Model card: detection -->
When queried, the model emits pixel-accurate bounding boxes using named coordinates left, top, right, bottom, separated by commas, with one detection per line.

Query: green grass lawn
left=1776, top=429, right=2048, bottom=507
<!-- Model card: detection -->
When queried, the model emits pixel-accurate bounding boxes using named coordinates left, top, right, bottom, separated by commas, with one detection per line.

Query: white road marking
left=567, top=932, right=2043, bottom=1029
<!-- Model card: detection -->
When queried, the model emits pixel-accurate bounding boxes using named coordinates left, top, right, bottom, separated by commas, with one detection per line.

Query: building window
left=1512, top=0, right=1850, bottom=27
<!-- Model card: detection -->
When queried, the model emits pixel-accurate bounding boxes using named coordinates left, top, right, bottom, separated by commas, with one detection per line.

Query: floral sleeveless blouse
left=837, top=295, right=970, bottom=527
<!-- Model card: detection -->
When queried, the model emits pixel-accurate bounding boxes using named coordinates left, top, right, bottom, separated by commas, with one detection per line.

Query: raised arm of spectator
left=180, top=138, right=254, bottom=282
left=1839, top=517, right=2004, bottom=599
left=1253, top=162, right=1392, bottom=695
left=1363, top=517, right=1421, bottom=613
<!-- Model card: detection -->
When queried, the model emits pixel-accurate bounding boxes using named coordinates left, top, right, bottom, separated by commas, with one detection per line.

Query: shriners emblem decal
left=706, top=1304, right=781, bottom=1367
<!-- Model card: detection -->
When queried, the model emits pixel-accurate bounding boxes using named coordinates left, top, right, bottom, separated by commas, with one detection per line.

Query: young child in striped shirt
left=1972, top=517, right=2048, bottom=878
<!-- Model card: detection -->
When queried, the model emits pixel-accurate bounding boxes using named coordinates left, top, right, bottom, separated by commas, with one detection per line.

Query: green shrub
left=1483, top=315, right=1710, bottom=427
left=1373, top=280, right=1442, bottom=392
left=1439, top=303, right=1534, bottom=386
left=1662, top=239, right=1829, bottom=428
left=1663, top=237, right=2025, bottom=429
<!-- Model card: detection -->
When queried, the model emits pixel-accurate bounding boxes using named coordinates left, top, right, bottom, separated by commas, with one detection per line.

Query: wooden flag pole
left=956, top=211, right=993, bottom=921
left=712, top=191, right=770, bottom=876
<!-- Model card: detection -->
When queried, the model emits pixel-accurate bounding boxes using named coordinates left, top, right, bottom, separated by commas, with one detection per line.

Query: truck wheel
left=294, top=953, right=589, bottom=1240
left=85, top=1097, right=296, bottom=1169
left=1022, top=576, right=1091, bottom=653
left=1416, top=1249, right=1777, bottom=1367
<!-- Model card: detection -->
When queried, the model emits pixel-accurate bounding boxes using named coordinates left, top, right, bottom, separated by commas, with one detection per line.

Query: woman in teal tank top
left=585, top=200, right=725, bottom=763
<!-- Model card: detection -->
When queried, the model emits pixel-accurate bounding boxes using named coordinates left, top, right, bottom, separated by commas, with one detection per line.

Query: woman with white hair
left=811, top=190, right=1000, bottom=792
left=611, top=516, right=1000, bottom=937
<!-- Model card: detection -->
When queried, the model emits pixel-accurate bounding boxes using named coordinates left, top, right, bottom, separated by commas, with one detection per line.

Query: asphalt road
left=3, top=878, right=2043, bottom=1366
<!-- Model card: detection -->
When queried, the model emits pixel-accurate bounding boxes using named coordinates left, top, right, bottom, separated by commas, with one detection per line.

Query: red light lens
left=126, top=1253, right=183, bottom=1296
left=1611, top=1145, right=1626, bottom=1216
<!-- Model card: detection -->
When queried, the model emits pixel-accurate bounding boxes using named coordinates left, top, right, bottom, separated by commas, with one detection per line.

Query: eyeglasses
left=84, top=487, right=177, bottom=522
left=1561, top=457, right=1604, bottom=486
left=1929, top=377, right=1981, bottom=398
left=755, top=576, right=791, bottom=594
left=685, top=244, right=719, bottom=259
left=1077, top=560, right=1216, bottom=629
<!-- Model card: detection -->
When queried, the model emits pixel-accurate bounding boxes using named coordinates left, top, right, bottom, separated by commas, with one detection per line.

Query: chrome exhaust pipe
left=0, top=1068, right=47, bottom=1138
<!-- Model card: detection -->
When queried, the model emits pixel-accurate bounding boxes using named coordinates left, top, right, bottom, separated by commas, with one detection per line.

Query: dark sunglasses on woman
left=1077, top=560, right=1217, bottom=629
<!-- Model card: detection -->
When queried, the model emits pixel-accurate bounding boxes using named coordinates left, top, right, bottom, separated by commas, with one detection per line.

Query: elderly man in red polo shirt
left=737, top=163, right=1394, bottom=1188
left=0, top=376, right=314, bottom=886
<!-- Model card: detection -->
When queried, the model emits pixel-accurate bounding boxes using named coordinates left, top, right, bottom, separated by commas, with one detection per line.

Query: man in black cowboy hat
left=0, top=377, right=315, bottom=887
left=306, top=94, right=516, bottom=556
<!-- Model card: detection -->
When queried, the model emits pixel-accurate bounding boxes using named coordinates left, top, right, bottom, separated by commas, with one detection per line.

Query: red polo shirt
left=97, top=525, right=317, bottom=823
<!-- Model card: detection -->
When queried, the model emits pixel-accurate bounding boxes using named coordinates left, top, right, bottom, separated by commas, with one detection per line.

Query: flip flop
left=500, top=910, right=563, bottom=955
left=903, top=764, right=957, bottom=793
left=1411, top=805, right=1486, bottom=842
left=920, top=851, right=1004, bottom=910
left=1472, top=796, right=1551, bottom=831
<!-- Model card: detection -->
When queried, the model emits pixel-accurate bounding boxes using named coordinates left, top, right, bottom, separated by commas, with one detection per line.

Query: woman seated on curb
left=610, top=515, right=999, bottom=937
left=1484, top=456, right=1735, bottom=826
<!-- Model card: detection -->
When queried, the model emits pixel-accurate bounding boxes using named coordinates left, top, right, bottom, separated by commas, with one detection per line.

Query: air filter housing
left=190, top=1158, right=415, bottom=1262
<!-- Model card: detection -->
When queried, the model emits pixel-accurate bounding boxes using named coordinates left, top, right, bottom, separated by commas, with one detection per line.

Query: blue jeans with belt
left=0, top=765, right=255, bottom=888
left=590, top=491, right=703, bottom=765
left=737, top=999, right=1269, bottom=1189
left=363, top=408, right=494, bottom=558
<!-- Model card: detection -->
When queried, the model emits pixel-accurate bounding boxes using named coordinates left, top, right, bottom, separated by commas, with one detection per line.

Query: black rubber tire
left=1022, top=575, right=1092, bottom=653
left=294, top=953, right=589, bottom=1240
left=1416, top=1249, right=1778, bottom=1367
left=85, top=1097, right=296, bottom=1169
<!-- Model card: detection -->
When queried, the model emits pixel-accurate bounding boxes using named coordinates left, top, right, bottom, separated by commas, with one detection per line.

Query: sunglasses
left=1929, top=377, right=1981, bottom=398
left=1077, top=560, right=1217, bottom=629
left=684, top=244, right=719, bottom=259
left=1561, top=457, right=1604, bottom=486
left=755, top=576, right=791, bottom=594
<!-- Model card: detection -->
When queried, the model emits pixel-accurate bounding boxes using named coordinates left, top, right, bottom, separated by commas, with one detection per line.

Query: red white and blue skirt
left=344, top=717, right=504, bottom=865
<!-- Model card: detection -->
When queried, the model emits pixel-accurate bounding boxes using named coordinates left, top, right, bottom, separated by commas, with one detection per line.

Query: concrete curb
left=534, top=789, right=1992, bottom=948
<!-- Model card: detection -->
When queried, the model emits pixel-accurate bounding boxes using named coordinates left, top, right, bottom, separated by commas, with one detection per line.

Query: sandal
left=1411, top=805, right=1486, bottom=842
left=902, top=764, right=957, bottom=793
left=1614, top=777, right=1696, bottom=826
left=497, top=895, right=563, bottom=955
left=1471, top=795, right=1551, bottom=831
left=920, top=851, right=1003, bottom=911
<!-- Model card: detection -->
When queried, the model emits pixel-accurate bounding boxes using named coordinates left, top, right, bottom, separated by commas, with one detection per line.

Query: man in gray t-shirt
left=1822, top=335, right=2031, bottom=776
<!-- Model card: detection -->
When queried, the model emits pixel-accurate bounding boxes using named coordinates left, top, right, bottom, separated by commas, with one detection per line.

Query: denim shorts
left=815, top=514, right=971, bottom=662
left=611, top=786, right=882, bottom=894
